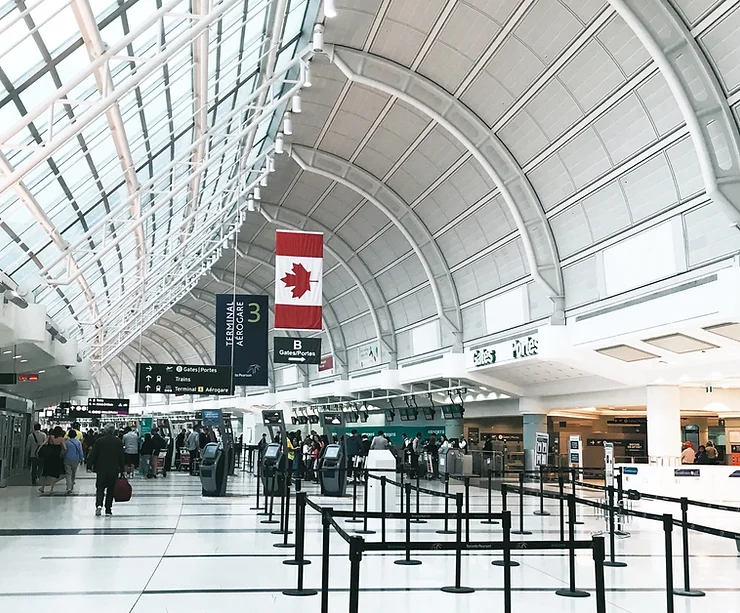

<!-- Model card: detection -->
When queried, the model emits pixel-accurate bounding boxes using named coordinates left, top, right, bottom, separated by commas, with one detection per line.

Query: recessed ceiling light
left=38, top=370, right=45, bottom=373
left=596, top=344, right=658, bottom=362
left=13, top=355, right=21, bottom=359
left=643, top=333, right=718, bottom=354
left=20, top=359, right=27, bottom=363
left=2, top=350, right=11, bottom=354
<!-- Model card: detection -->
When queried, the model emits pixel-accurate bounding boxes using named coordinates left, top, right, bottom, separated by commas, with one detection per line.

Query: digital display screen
left=202, top=445, right=218, bottom=459
left=264, top=444, right=280, bottom=460
left=324, top=445, right=341, bottom=460
left=570, top=440, right=580, bottom=450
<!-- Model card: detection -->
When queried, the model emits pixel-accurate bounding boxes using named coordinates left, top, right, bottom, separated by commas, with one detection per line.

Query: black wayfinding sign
left=135, top=363, right=234, bottom=396
left=87, top=398, right=130, bottom=415
left=274, top=337, right=321, bottom=364
left=215, top=294, right=268, bottom=386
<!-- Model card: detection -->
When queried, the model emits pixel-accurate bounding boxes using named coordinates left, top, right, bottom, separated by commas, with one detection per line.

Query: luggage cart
left=179, top=448, right=190, bottom=472
left=154, top=451, right=168, bottom=477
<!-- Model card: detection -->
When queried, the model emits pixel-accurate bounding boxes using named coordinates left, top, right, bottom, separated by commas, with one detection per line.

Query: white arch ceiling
left=2, top=0, right=740, bottom=389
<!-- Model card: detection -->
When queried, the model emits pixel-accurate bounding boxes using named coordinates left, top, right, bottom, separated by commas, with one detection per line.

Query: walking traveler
left=39, top=427, right=66, bottom=495
left=140, top=433, right=154, bottom=478
left=63, top=429, right=84, bottom=494
left=186, top=428, right=200, bottom=475
left=122, top=427, right=140, bottom=477
left=87, top=425, right=125, bottom=516
left=370, top=430, right=390, bottom=450
left=26, top=424, right=46, bottom=486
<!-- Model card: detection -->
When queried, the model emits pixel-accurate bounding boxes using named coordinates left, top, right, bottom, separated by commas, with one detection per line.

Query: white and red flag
left=274, top=230, right=323, bottom=330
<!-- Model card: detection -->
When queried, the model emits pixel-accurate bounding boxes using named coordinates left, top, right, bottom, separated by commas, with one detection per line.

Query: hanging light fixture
left=312, top=24, right=324, bottom=53
left=302, top=62, right=312, bottom=87
left=260, top=172, right=268, bottom=187
left=247, top=196, right=255, bottom=212
left=253, top=186, right=261, bottom=200
left=324, top=0, right=337, bottom=18
left=283, top=111, right=293, bottom=135
left=275, top=132, right=284, bottom=154
left=268, top=156, right=276, bottom=173
left=292, top=94, right=302, bottom=114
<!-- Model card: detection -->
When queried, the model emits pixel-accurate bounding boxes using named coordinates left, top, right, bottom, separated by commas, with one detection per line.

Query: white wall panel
left=516, top=0, right=582, bottom=64
left=672, top=0, right=725, bottom=26
left=683, top=203, right=740, bottom=267
left=594, top=93, right=656, bottom=164
left=636, top=73, right=684, bottom=137
left=698, top=6, right=740, bottom=94
left=596, top=14, right=651, bottom=76
left=557, top=128, right=612, bottom=188
left=499, top=110, right=549, bottom=164
left=528, top=155, right=576, bottom=210
left=665, top=137, right=704, bottom=200
left=559, top=39, right=625, bottom=111
left=580, top=181, right=632, bottom=243
left=563, top=254, right=600, bottom=308
left=411, top=320, right=440, bottom=355
left=619, top=153, right=678, bottom=222
left=524, top=78, right=583, bottom=142
left=550, top=204, right=592, bottom=258
left=484, top=284, right=527, bottom=334
left=603, top=222, right=679, bottom=295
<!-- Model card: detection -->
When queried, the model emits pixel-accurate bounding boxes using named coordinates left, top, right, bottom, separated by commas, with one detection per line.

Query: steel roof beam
left=70, top=0, right=146, bottom=285
left=327, top=45, right=565, bottom=323
left=609, top=0, right=740, bottom=226
left=290, top=145, right=463, bottom=350
left=103, top=363, right=123, bottom=398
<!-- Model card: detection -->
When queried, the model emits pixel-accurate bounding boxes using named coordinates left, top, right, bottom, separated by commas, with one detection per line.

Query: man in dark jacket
left=88, top=425, right=125, bottom=516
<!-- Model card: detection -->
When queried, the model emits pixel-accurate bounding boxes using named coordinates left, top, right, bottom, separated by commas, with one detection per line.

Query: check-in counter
left=617, top=464, right=740, bottom=502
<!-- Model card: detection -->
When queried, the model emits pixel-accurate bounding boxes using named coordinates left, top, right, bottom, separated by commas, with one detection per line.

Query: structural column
left=445, top=420, right=464, bottom=441
left=520, top=398, right=548, bottom=473
left=646, top=386, right=682, bottom=465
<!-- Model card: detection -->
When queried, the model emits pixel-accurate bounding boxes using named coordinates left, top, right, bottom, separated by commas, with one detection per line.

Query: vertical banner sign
left=215, top=294, right=268, bottom=386
left=535, top=432, right=549, bottom=467
left=274, top=230, right=323, bottom=330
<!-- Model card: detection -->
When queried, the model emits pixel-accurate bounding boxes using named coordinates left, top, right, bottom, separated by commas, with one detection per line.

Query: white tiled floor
left=1, top=470, right=738, bottom=613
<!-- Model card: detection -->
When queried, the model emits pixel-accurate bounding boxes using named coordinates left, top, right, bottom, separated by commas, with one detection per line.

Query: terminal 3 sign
left=467, top=333, right=539, bottom=370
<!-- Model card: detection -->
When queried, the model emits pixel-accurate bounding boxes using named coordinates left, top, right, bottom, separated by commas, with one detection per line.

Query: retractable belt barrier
left=280, top=467, right=608, bottom=613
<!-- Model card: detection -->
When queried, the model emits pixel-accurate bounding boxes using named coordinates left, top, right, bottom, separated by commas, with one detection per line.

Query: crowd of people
left=26, top=422, right=126, bottom=516
left=256, top=428, right=469, bottom=482
left=680, top=440, right=720, bottom=464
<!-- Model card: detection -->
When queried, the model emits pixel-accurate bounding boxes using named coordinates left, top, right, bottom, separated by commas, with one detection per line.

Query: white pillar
left=647, top=385, right=682, bottom=465
left=520, top=397, right=548, bottom=472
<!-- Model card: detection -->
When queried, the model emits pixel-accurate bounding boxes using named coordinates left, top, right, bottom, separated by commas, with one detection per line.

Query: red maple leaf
left=281, top=263, right=313, bottom=298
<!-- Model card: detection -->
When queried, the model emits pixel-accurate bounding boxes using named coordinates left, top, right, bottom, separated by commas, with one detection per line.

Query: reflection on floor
left=0, top=469, right=738, bottom=612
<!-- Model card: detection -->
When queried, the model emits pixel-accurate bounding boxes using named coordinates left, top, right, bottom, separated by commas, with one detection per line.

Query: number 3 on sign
left=247, top=302, right=261, bottom=323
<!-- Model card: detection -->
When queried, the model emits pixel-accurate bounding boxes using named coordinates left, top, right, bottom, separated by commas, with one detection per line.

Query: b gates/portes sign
left=273, top=337, right=321, bottom=365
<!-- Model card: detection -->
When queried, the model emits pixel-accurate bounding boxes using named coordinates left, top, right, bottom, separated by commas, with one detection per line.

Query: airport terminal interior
left=2, top=0, right=740, bottom=611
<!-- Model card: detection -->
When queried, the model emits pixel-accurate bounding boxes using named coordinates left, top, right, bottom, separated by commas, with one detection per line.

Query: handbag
left=114, top=476, right=132, bottom=502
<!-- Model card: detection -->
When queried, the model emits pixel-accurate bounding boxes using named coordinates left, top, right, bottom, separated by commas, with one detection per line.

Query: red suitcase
left=114, top=477, right=132, bottom=502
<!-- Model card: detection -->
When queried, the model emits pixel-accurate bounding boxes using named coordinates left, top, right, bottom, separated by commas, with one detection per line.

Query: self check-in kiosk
left=200, top=442, right=227, bottom=497
left=318, top=411, right=348, bottom=496
left=261, top=410, right=287, bottom=495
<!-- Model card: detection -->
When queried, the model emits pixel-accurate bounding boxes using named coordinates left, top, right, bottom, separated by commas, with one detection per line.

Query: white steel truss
left=326, top=44, right=566, bottom=322
left=290, top=144, right=463, bottom=351
left=608, top=0, right=740, bottom=227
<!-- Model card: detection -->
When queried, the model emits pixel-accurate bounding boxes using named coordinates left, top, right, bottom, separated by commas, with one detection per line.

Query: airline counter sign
left=468, top=333, right=539, bottom=369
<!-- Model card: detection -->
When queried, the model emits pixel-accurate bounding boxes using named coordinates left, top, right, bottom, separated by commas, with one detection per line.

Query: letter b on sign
left=293, top=340, right=302, bottom=351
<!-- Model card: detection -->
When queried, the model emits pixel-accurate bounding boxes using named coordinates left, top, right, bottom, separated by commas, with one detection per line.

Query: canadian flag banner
left=274, top=230, right=323, bottom=330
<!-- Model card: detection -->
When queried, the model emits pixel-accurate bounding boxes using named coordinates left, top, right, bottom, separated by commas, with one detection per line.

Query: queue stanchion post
left=346, top=475, right=363, bottom=524
left=511, top=472, right=532, bottom=535
left=348, top=536, right=363, bottom=613
left=250, top=456, right=261, bottom=511
left=592, top=536, right=607, bottom=613
left=441, top=491, right=474, bottom=594
left=261, top=476, right=279, bottom=525
left=603, top=485, right=626, bottom=567
left=282, top=493, right=317, bottom=596
left=570, top=467, right=584, bottom=525
left=674, top=497, right=705, bottom=597
left=394, top=483, right=421, bottom=566
left=464, top=476, right=471, bottom=542
left=320, top=507, right=332, bottom=613
left=283, top=490, right=311, bottom=567
left=381, top=475, right=387, bottom=543
left=274, top=477, right=294, bottom=548
left=272, top=473, right=293, bottom=536
left=437, top=473, right=455, bottom=535
left=558, top=470, right=565, bottom=542
left=481, top=467, right=499, bottom=525
left=355, top=470, right=376, bottom=535
left=663, top=513, right=676, bottom=613
left=533, top=464, right=550, bottom=516
left=502, top=510, right=512, bottom=613
left=555, top=494, right=590, bottom=598
left=493, top=483, right=520, bottom=567
left=410, top=474, right=426, bottom=524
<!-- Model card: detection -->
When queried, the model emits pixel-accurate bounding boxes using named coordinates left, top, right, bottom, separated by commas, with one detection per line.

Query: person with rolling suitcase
left=88, top=424, right=125, bottom=517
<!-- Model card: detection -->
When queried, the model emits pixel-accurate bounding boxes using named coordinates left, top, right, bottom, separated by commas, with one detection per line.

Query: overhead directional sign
left=87, top=398, right=130, bottom=415
left=135, top=363, right=234, bottom=396
left=274, top=337, right=322, bottom=364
